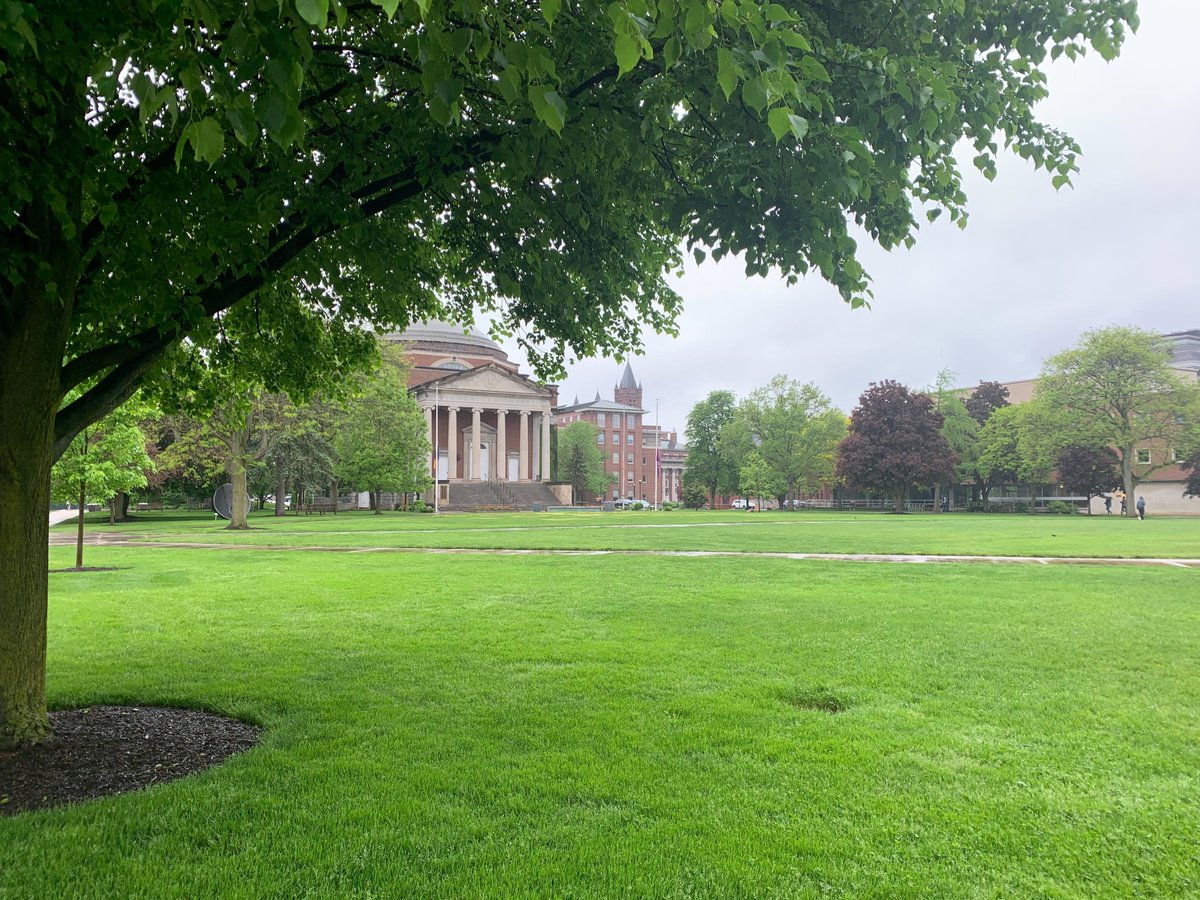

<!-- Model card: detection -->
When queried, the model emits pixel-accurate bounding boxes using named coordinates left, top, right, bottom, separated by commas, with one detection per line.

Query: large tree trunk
left=225, top=428, right=251, bottom=529
left=933, top=483, right=942, bottom=513
left=1, top=302, right=72, bottom=748
left=275, top=474, right=288, bottom=516
left=894, top=489, right=905, bottom=514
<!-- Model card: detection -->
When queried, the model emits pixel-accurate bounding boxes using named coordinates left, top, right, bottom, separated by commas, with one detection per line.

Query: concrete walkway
left=45, top=530, right=1200, bottom=568
left=49, top=509, right=77, bottom=527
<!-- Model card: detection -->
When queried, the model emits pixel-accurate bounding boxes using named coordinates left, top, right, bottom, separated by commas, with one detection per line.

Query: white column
left=471, top=408, right=483, bottom=480
left=519, top=411, right=530, bottom=481
left=496, top=410, right=508, bottom=480
left=423, top=406, right=433, bottom=446
left=446, top=407, right=459, bottom=478
left=540, top=412, right=552, bottom=481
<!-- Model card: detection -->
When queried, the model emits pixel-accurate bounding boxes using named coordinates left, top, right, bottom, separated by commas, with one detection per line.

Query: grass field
left=5, top=513, right=1198, bottom=896
left=53, top=506, right=1200, bottom=558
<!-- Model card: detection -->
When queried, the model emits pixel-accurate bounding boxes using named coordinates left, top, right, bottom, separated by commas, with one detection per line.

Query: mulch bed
left=0, top=706, right=261, bottom=816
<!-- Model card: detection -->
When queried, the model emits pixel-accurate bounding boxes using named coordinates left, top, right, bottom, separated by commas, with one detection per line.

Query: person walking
left=1104, top=494, right=1112, bottom=515
left=1136, top=496, right=1146, bottom=520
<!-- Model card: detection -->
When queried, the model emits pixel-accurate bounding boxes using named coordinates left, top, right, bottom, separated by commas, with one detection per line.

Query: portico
left=414, top=364, right=555, bottom=483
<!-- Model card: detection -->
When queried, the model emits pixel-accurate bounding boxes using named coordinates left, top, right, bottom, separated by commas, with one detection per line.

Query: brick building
left=554, top=362, right=687, bottom=505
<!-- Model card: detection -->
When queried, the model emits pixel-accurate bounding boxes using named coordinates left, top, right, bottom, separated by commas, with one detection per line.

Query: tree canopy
left=836, top=380, right=956, bottom=513
left=0, top=0, right=1141, bottom=747
left=684, top=391, right=740, bottom=503
left=556, top=421, right=612, bottom=502
left=1035, top=327, right=1200, bottom=504
left=723, top=375, right=846, bottom=504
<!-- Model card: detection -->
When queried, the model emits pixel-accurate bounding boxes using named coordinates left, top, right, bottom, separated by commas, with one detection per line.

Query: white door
left=437, top=449, right=448, bottom=480
left=507, top=452, right=520, bottom=481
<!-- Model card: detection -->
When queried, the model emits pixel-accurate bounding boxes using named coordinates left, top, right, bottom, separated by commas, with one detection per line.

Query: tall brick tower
left=613, top=361, right=643, bottom=408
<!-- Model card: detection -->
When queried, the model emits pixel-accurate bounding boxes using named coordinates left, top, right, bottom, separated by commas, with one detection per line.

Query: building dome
left=384, top=319, right=510, bottom=367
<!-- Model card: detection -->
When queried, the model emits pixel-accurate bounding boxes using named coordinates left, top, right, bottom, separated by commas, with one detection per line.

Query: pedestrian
left=1136, top=496, right=1146, bottom=520
left=941, top=494, right=950, bottom=513
left=1104, top=494, right=1112, bottom=515
left=1118, top=491, right=1127, bottom=515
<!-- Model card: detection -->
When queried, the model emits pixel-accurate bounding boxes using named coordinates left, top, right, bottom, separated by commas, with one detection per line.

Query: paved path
left=46, top=531, right=1200, bottom=568
left=49, top=509, right=77, bottom=527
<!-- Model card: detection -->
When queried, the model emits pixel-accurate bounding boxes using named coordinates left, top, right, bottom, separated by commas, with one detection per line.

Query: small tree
left=51, top=397, right=155, bottom=568
left=836, top=381, right=957, bottom=514
left=684, top=391, right=741, bottom=505
left=679, top=475, right=709, bottom=510
left=334, top=346, right=431, bottom=513
left=555, top=421, right=611, bottom=503
left=1055, top=445, right=1121, bottom=514
left=739, top=453, right=784, bottom=510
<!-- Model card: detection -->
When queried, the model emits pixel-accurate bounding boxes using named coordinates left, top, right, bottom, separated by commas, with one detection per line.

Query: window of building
left=1172, top=448, right=1185, bottom=463
left=1136, top=448, right=1151, bottom=465
left=626, top=472, right=634, bottom=482
left=626, top=434, right=634, bottom=445
left=612, top=433, right=619, bottom=444
left=626, top=453, right=634, bottom=464
left=640, top=475, right=646, bottom=483
left=626, top=413, right=636, bottom=427
left=596, top=431, right=604, bottom=444
left=597, top=413, right=605, bottom=426
left=612, top=452, right=619, bottom=464
left=641, top=456, right=647, bottom=465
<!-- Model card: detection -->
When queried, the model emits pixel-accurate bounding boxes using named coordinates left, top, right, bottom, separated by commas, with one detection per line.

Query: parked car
left=614, top=498, right=650, bottom=510
left=731, top=499, right=757, bottom=510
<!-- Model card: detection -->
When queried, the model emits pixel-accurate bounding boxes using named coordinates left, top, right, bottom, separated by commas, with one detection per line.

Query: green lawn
left=57, top=506, right=1200, bottom=559
left=4, top=537, right=1199, bottom=896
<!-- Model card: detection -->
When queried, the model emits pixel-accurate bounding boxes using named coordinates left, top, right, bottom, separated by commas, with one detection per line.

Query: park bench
left=304, top=501, right=338, bottom=515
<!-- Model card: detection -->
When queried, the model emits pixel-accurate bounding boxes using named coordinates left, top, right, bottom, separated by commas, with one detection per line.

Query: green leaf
left=295, top=0, right=329, bottom=27
left=614, top=32, right=641, bottom=76
left=742, top=76, right=769, bottom=113
left=193, top=117, right=225, bottom=166
left=663, top=36, right=681, bottom=69
left=716, top=48, right=738, bottom=100
left=529, top=85, right=567, bottom=134
left=13, top=16, right=37, bottom=56
left=778, top=30, right=812, bottom=51
left=541, top=0, right=561, bottom=28
left=372, top=0, right=401, bottom=18
left=766, top=108, right=808, bottom=143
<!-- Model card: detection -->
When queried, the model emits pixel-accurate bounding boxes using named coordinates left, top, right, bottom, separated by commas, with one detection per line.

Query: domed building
left=384, top=321, right=563, bottom=508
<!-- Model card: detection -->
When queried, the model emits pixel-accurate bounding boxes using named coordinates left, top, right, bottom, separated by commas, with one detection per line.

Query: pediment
left=417, top=364, right=552, bottom=398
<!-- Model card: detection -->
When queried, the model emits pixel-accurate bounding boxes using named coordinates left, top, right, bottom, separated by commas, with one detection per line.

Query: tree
left=679, top=475, right=709, bottom=510
left=1036, top=327, right=1200, bottom=508
left=333, top=347, right=430, bottom=513
left=739, top=452, right=784, bottom=510
left=975, top=403, right=1058, bottom=509
left=927, top=369, right=978, bottom=510
left=206, top=391, right=293, bottom=527
left=836, top=380, right=957, bottom=513
left=973, top=406, right=1022, bottom=505
left=1055, top=445, right=1121, bottom=514
left=0, top=1, right=1140, bottom=746
left=724, top=376, right=846, bottom=507
left=51, top=397, right=155, bottom=568
left=555, top=421, right=611, bottom=503
left=684, top=391, right=741, bottom=504
left=1184, top=452, right=1200, bottom=499
left=265, top=402, right=338, bottom=516
left=965, top=381, right=1011, bottom=426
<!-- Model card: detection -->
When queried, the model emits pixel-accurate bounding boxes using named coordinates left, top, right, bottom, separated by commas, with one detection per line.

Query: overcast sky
left=496, top=0, right=1199, bottom=435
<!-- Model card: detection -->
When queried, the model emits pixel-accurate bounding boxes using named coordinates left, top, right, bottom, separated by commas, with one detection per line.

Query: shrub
left=1046, top=500, right=1075, bottom=515
left=409, top=500, right=431, bottom=513
left=1013, top=501, right=1030, bottom=514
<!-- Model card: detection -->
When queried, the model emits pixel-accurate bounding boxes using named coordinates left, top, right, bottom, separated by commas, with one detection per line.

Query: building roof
left=555, top=397, right=646, bottom=415
left=383, top=319, right=507, bottom=357
left=618, top=361, right=638, bottom=390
